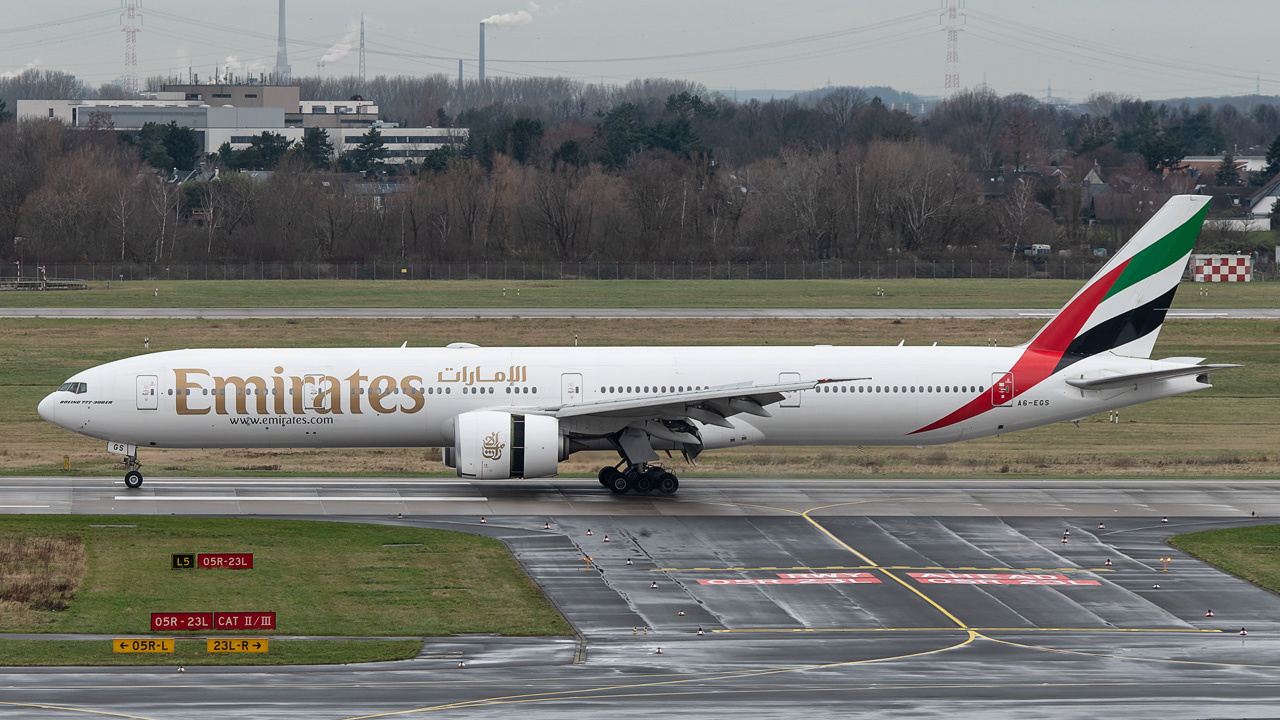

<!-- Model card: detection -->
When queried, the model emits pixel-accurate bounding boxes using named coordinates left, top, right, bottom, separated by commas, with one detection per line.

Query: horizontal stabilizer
left=1065, top=364, right=1239, bottom=391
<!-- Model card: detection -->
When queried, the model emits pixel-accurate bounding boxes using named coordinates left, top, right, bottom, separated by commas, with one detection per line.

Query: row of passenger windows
left=156, top=382, right=983, bottom=398
left=593, top=383, right=982, bottom=396
left=817, top=384, right=984, bottom=394
left=600, top=385, right=705, bottom=394
left=164, top=386, right=538, bottom=397
left=57, top=382, right=88, bottom=393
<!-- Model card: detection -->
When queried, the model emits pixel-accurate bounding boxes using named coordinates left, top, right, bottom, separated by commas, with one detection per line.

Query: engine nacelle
left=445, top=410, right=566, bottom=479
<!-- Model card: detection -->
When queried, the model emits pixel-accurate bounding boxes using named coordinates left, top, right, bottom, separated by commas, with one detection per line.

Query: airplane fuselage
left=39, top=345, right=1210, bottom=453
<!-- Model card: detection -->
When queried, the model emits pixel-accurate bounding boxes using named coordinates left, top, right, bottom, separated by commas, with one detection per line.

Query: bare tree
left=999, top=177, right=1040, bottom=257
left=876, top=140, right=966, bottom=252
left=444, top=157, right=488, bottom=256
left=765, top=146, right=843, bottom=259
left=528, top=164, right=585, bottom=258
left=818, top=87, right=869, bottom=145
left=112, top=174, right=140, bottom=260
left=146, top=174, right=181, bottom=262
left=623, top=152, right=680, bottom=258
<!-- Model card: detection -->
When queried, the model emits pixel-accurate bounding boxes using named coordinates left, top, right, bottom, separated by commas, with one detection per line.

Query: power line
left=485, top=9, right=937, bottom=64
left=0, top=9, right=117, bottom=36
left=966, top=9, right=1280, bottom=85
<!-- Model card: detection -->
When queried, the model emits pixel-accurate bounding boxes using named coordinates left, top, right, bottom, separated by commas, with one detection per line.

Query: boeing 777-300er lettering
left=39, top=194, right=1235, bottom=494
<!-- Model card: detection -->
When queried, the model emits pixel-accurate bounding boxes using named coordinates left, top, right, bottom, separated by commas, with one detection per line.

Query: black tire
left=124, top=470, right=143, bottom=489
left=598, top=467, right=614, bottom=487
left=634, top=472, right=654, bottom=494
left=657, top=472, right=679, bottom=495
left=608, top=472, right=631, bottom=494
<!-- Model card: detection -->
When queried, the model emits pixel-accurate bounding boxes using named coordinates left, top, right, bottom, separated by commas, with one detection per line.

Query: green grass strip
left=1170, top=524, right=1280, bottom=593
left=0, top=516, right=570, bottom=638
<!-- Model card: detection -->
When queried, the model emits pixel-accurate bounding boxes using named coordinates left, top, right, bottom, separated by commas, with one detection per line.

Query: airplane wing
left=539, top=377, right=865, bottom=427
left=1065, top=364, right=1240, bottom=391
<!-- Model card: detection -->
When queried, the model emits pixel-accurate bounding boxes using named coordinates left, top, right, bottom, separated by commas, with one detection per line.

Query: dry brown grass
left=5, top=316, right=1278, bottom=478
left=0, top=536, right=86, bottom=625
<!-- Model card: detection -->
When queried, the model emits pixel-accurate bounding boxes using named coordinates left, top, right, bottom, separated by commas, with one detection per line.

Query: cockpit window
left=57, top=382, right=87, bottom=394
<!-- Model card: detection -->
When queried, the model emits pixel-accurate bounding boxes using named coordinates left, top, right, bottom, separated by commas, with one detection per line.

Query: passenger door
left=136, top=375, right=158, bottom=410
left=991, top=372, right=1014, bottom=407
left=561, top=373, right=582, bottom=405
left=304, top=374, right=327, bottom=412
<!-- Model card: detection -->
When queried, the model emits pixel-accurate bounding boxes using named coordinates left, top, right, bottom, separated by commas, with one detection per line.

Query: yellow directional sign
left=114, top=638, right=174, bottom=653
left=207, top=638, right=268, bottom=653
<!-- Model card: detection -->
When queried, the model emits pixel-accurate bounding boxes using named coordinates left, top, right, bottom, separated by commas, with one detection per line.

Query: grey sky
left=4, top=1, right=1277, bottom=101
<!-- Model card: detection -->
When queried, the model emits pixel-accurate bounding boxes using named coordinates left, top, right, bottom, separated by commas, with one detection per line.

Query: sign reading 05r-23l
left=172, top=553, right=253, bottom=569
left=152, top=612, right=275, bottom=631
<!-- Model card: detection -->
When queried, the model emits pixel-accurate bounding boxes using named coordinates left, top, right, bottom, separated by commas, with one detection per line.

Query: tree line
left=2, top=68, right=1279, bottom=267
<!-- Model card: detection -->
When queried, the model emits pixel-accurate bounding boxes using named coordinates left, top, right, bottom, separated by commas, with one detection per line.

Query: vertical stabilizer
left=1025, top=194, right=1211, bottom=366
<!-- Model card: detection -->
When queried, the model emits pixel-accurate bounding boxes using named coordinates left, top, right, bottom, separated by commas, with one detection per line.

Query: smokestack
left=479, top=22, right=485, bottom=84
left=458, top=59, right=463, bottom=89
left=275, top=0, right=291, bottom=83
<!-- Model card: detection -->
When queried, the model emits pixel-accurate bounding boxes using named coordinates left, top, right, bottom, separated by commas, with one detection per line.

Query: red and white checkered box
left=1191, top=255, right=1252, bottom=282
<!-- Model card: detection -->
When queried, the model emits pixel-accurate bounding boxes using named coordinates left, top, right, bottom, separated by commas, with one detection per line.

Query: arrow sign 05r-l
left=114, top=638, right=174, bottom=653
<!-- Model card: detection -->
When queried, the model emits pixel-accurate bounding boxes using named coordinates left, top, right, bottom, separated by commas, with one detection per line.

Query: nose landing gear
left=121, top=453, right=144, bottom=489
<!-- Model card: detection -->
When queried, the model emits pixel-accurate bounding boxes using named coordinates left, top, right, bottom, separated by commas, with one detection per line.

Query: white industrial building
left=17, top=86, right=466, bottom=165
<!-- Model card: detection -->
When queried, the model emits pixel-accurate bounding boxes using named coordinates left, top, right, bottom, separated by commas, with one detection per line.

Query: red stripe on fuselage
left=910, top=260, right=1129, bottom=435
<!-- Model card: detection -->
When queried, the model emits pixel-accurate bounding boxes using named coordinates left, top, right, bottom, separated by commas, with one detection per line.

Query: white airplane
left=39, top=194, right=1234, bottom=494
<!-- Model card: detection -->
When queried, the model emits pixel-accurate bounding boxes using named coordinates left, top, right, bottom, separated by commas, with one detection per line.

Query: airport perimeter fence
left=2, top=258, right=1180, bottom=285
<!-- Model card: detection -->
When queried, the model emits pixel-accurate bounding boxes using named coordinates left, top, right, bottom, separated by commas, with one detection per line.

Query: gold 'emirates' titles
left=172, top=366, right=529, bottom=416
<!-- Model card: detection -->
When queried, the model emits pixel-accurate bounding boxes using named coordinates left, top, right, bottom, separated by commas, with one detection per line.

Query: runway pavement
left=2, top=307, right=1278, bottom=320
left=3, top=476, right=1280, bottom=718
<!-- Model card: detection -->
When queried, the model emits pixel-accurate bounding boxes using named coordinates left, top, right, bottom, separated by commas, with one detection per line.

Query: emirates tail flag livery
left=40, top=194, right=1234, bottom=494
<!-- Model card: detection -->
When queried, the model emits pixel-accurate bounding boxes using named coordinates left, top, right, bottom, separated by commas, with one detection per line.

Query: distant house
left=1245, top=176, right=1280, bottom=221
left=1090, top=186, right=1173, bottom=225
left=1197, top=176, right=1280, bottom=230
left=1182, top=155, right=1266, bottom=176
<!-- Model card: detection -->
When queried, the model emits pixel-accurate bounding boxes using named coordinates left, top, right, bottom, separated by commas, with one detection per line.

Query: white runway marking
left=111, top=480, right=472, bottom=486
left=112, top=495, right=487, bottom=502
left=0, top=505, right=50, bottom=508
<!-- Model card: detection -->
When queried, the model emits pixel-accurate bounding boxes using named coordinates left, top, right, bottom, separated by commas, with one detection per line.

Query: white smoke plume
left=482, top=2, right=543, bottom=27
left=1, top=60, right=40, bottom=79
left=481, top=10, right=532, bottom=26
left=172, top=44, right=190, bottom=75
left=321, top=22, right=360, bottom=64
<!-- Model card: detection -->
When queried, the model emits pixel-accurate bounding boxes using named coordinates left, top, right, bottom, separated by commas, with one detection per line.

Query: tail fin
left=1023, top=194, right=1210, bottom=368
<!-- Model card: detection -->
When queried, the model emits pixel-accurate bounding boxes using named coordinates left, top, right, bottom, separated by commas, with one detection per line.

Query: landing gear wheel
left=607, top=471, right=631, bottom=495
left=598, top=467, right=614, bottom=487
left=634, top=471, right=655, bottom=494
left=657, top=472, right=679, bottom=495
left=124, top=470, right=143, bottom=489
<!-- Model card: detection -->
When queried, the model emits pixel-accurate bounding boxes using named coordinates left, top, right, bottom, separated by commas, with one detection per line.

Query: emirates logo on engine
left=481, top=431, right=505, bottom=460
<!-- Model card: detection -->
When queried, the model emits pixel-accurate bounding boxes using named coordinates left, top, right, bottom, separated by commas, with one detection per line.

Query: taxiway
left=2, top=477, right=1279, bottom=719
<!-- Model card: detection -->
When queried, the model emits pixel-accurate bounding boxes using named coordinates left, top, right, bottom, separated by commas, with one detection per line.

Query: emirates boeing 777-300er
left=39, top=194, right=1234, bottom=494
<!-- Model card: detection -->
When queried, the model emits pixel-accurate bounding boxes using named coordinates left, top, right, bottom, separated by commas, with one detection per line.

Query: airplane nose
left=37, top=393, right=57, bottom=424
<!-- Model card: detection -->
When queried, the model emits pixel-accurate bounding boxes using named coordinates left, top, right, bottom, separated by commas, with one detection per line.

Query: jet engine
left=443, top=410, right=567, bottom=479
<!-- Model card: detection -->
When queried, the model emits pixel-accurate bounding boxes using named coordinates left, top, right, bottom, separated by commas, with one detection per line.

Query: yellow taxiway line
left=652, top=565, right=1113, bottom=573
left=711, top=626, right=1221, bottom=634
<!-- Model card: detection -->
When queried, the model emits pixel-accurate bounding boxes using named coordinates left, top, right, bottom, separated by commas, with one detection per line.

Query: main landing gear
left=122, top=453, right=144, bottom=489
left=598, top=463, right=679, bottom=496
